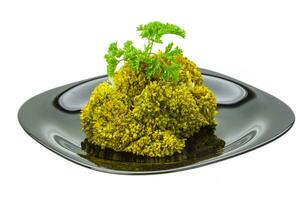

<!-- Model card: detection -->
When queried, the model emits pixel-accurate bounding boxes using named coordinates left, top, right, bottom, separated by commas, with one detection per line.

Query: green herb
left=104, top=21, right=186, bottom=81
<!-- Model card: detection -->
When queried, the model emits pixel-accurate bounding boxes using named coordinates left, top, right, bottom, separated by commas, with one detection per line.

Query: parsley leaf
left=137, top=21, right=186, bottom=43
left=104, top=21, right=186, bottom=81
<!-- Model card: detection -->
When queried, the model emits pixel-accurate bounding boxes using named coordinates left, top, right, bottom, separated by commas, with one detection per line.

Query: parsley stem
left=149, top=41, right=153, bottom=55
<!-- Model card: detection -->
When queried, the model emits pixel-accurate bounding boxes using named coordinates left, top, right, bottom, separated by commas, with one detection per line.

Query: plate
left=18, top=69, right=295, bottom=174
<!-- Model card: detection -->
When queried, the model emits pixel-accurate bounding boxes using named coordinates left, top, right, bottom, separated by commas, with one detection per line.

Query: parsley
left=104, top=21, right=186, bottom=81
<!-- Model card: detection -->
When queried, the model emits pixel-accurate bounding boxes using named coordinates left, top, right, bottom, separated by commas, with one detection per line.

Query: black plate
left=18, top=69, right=295, bottom=174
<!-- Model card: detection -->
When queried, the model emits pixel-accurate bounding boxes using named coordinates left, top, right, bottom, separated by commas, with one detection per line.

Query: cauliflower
left=80, top=56, right=218, bottom=157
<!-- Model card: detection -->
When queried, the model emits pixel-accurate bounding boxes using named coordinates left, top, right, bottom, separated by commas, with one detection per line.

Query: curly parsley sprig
left=104, top=21, right=186, bottom=81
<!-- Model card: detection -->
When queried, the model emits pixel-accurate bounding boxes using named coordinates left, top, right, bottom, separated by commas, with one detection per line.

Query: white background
left=0, top=0, right=299, bottom=199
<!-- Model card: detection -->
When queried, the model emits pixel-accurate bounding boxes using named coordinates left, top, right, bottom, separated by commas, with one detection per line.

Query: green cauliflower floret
left=112, top=63, right=149, bottom=103
left=80, top=56, right=217, bottom=157
left=132, top=81, right=216, bottom=139
left=177, top=56, right=203, bottom=86
left=125, top=130, right=185, bottom=157
left=81, top=82, right=143, bottom=151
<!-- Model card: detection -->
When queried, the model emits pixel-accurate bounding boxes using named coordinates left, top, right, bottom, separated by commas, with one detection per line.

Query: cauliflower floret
left=112, top=63, right=149, bottom=102
left=132, top=81, right=216, bottom=139
left=177, top=56, right=203, bottom=86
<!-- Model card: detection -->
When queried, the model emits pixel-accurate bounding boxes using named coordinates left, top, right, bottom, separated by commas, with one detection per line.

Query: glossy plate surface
left=18, top=69, right=295, bottom=174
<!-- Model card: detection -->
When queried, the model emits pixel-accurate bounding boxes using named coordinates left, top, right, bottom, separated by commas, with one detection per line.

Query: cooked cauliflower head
left=80, top=56, right=217, bottom=157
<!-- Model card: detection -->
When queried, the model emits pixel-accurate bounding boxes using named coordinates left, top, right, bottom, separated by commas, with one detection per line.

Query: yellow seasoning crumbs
left=80, top=56, right=218, bottom=157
